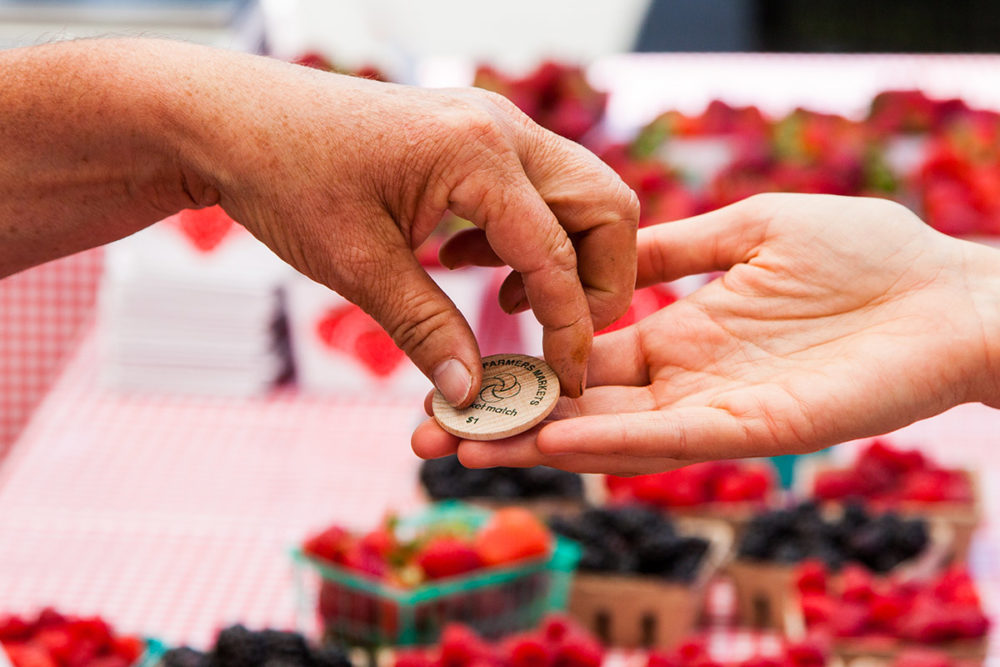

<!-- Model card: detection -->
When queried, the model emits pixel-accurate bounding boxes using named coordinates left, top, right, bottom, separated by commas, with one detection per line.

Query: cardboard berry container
left=727, top=520, right=953, bottom=630
left=782, top=587, right=989, bottom=663
left=291, top=502, right=581, bottom=648
left=566, top=517, right=733, bottom=650
left=799, top=461, right=981, bottom=564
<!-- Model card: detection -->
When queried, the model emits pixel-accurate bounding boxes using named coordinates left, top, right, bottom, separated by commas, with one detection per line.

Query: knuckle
left=387, top=292, right=455, bottom=358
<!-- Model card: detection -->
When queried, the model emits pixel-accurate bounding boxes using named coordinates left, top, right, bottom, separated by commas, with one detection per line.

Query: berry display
left=159, top=624, right=351, bottom=667
left=548, top=506, right=708, bottom=583
left=812, top=439, right=974, bottom=505
left=737, top=502, right=928, bottom=573
left=303, top=508, right=552, bottom=587
left=0, top=608, right=146, bottom=667
left=420, top=456, right=583, bottom=502
left=605, top=461, right=774, bottom=508
left=646, top=636, right=827, bottom=667
left=473, top=62, right=607, bottom=143
left=393, top=615, right=603, bottom=667
left=794, top=562, right=990, bottom=644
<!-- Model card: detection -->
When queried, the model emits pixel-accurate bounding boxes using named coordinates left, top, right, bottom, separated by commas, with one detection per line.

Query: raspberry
left=440, top=624, right=490, bottom=667
left=813, top=469, right=859, bottom=499
left=416, top=537, right=483, bottom=580
left=830, top=601, right=870, bottom=638
left=553, top=633, right=602, bottom=667
left=800, top=593, right=835, bottom=627
left=504, top=633, right=555, bottom=667
left=395, top=650, right=436, bottom=667
left=785, top=639, right=827, bottom=667
left=794, top=560, right=827, bottom=594
left=85, top=657, right=130, bottom=667
left=646, top=651, right=682, bottom=667
left=541, top=615, right=575, bottom=643
left=893, top=649, right=952, bottom=667
left=841, top=565, right=875, bottom=602
left=676, top=639, right=708, bottom=662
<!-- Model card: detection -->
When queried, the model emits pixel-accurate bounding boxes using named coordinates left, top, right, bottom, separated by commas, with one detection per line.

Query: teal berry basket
left=135, top=638, right=168, bottom=667
left=292, top=501, right=580, bottom=648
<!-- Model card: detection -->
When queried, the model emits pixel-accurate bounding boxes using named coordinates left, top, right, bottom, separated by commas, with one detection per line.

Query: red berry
left=416, top=537, right=483, bottom=580
left=830, top=601, right=870, bottom=638
left=0, top=614, right=31, bottom=642
left=800, top=593, right=835, bottom=627
left=646, top=652, right=682, bottom=667
left=541, top=615, right=575, bottom=643
left=395, top=650, right=436, bottom=667
left=894, top=648, right=952, bottom=667
left=504, top=634, right=555, bottom=667
left=110, top=635, right=146, bottom=662
left=554, top=633, right=602, bottom=667
left=440, top=624, right=490, bottom=667
left=794, top=560, right=827, bottom=595
left=303, top=525, right=352, bottom=564
left=841, top=565, right=875, bottom=602
left=4, top=643, right=58, bottom=667
left=33, top=627, right=74, bottom=664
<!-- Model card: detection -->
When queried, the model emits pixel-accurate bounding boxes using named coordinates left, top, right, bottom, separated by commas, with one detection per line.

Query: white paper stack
left=99, top=217, right=293, bottom=396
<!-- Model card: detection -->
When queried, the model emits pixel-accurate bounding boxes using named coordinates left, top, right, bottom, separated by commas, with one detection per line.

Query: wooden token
left=432, top=353, right=560, bottom=441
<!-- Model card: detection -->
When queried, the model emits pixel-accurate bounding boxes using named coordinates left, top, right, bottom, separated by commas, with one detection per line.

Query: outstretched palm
left=412, top=194, right=1000, bottom=474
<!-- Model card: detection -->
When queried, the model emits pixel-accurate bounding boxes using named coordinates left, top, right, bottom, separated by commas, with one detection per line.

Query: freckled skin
left=0, top=38, right=639, bottom=405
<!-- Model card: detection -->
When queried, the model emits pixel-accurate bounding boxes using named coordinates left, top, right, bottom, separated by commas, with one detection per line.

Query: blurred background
left=1, top=2, right=999, bottom=667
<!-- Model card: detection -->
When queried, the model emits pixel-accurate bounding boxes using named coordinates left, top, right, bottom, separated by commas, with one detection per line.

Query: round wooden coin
left=432, top=353, right=560, bottom=441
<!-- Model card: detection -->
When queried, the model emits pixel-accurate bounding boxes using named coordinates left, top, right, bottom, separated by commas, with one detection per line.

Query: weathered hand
left=0, top=39, right=638, bottom=406
left=413, top=194, right=1000, bottom=472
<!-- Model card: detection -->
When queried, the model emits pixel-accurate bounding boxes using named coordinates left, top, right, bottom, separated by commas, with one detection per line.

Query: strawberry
left=474, top=508, right=551, bottom=566
left=315, top=305, right=406, bottom=377
left=416, top=537, right=482, bottom=580
left=110, top=635, right=146, bottom=663
left=646, top=652, right=682, bottom=667
left=32, top=627, right=74, bottom=664
left=3, top=643, right=57, bottom=667
left=0, top=615, right=31, bottom=642
left=784, top=639, right=826, bottom=667
left=176, top=206, right=235, bottom=253
left=303, top=525, right=352, bottom=564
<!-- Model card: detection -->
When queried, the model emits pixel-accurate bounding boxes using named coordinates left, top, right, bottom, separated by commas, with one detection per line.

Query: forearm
left=0, top=38, right=223, bottom=277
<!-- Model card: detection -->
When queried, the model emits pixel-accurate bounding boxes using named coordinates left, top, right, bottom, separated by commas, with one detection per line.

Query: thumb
left=348, top=238, right=482, bottom=408
left=636, top=196, right=769, bottom=288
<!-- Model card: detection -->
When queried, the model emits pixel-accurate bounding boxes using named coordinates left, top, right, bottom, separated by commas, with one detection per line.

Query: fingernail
left=433, top=359, right=473, bottom=407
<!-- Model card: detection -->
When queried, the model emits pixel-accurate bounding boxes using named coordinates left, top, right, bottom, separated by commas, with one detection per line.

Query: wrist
left=956, top=237, right=1000, bottom=407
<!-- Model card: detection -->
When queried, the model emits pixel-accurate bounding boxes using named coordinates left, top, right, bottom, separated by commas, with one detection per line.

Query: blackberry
left=256, top=630, right=311, bottom=663
left=160, top=647, right=209, bottom=667
left=311, top=645, right=353, bottom=667
left=419, top=455, right=583, bottom=500
left=213, top=625, right=263, bottom=667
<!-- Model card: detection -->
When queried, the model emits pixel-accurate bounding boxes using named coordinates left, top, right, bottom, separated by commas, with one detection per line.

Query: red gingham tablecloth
left=0, top=250, right=103, bottom=458
left=0, top=329, right=997, bottom=659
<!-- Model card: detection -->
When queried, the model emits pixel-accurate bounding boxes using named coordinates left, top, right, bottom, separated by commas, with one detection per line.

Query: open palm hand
left=413, top=194, right=1000, bottom=474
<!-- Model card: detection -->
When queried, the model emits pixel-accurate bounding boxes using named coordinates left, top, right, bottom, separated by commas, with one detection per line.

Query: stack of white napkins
left=99, top=215, right=293, bottom=396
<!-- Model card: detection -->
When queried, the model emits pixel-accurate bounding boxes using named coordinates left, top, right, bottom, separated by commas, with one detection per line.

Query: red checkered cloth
left=0, top=329, right=997, bottom=660
left=0, top=249, right=103, bottom=458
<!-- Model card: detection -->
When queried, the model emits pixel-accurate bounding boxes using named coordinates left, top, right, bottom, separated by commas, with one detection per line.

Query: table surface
left=0, top=329, right=997, bottom=662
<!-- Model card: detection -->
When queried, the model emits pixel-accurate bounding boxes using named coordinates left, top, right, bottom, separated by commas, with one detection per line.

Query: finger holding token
left=431, top=354, right=560, bottom=441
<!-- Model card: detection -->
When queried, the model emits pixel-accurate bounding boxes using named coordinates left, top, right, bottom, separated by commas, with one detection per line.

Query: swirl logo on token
left=478, top=372, right=521, bottom=403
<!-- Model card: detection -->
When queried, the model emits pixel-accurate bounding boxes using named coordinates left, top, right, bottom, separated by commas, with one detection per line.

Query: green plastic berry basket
left=291, top=501, right=580, bottom=648
left=135, top=638, right=168, bottom=667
